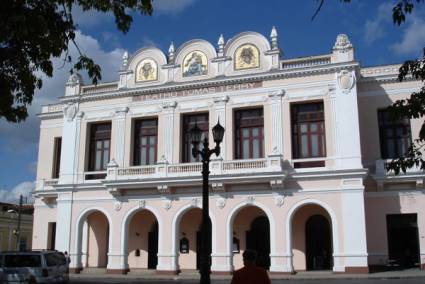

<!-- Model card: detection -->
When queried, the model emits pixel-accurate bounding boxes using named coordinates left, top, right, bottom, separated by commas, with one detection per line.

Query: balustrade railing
left=117, top=166, right=156, bottom=176
left=281, top=55, right=331, bottom=70
left=168, top=162, right=202, bottom=173
left=375, top=159, right=422, bottom=176
left=222, top=158, right=268, bottom=171
left=81, top=83, right=118, bottom=94
left=35, top=179, right=58, bottom=191
left=106, top=156, right=282, bottom=181
left=41, top=104, right=64, bottom=114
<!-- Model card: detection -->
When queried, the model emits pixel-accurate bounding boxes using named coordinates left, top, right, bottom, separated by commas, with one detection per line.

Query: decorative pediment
left=125, top=47, right=167, bottom=88
left=174, top=39, right=217, bottom=81
left=224, top=31, right=272, bottom=75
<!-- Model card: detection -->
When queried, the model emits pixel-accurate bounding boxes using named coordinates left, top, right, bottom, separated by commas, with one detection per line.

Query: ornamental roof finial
left=218, top=34, right=225, bottom=56
left=333, top=34, right=352, bottom=51
left=270, top=26, right=278, bottom=50
left=168, top=42, right=175, bottom=63
left=121, top=51, right=129, bottom=69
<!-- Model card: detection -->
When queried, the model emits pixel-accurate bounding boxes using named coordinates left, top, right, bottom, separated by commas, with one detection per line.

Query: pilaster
left=113, top=107, right=129, bottom=166
left=107, top=253, right=127, bottom=274
left=341, top=188, right=369, bottom=272
left=331, top=69, right=362, bottom=170
left=268, top=90, right=285, bottom=154
left=55, top=192, right=73, bottom=253
left=211, top=253, right=232, bottom=274
left=213, top=95, right=229, bottom=159
left=156, top=253, right=179, bottom=274
left=161, top=101, right=177, bottom=163
left=59, top=104, right=84, bottom=184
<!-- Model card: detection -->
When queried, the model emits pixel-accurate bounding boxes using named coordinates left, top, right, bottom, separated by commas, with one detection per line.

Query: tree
left=314, top=0, right=425, bottom=174
left=0, top=0, right=153, bottom=122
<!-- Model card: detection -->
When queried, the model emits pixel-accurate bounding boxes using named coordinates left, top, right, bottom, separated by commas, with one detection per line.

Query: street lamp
left=7, top=195, right=23, bottom=251
left=190, top=120, right=224, bottom=284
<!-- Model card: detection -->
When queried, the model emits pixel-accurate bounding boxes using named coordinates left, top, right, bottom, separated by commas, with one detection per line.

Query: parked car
left=0, top=250, right=69, bottom=284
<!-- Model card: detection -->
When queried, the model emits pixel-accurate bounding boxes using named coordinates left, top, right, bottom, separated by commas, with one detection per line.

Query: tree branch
left=311, top=0, right=325, bottom=20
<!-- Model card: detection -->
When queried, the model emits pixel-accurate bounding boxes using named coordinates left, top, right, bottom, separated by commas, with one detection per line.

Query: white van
left=0, top=250, right=69, bottom=284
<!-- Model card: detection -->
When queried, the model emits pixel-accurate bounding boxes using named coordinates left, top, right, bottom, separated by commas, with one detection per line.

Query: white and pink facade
left=32, top=29, right=425, bottom=274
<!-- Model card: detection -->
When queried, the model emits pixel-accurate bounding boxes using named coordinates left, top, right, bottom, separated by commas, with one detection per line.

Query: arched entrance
left=148, top=222, right=159, bottom=269
left=247, top=216, right=270, bottom=269
left=86, top=211, right=109, bottom=268
left=127, top=209, right=159, bottom=269
left=232, top=206, right=270, bottom=270
left=178, top=208, right=202, bottom=271
left=290, top=204, right=333, bottom=271
left=305, top=215, right=332, bottom=270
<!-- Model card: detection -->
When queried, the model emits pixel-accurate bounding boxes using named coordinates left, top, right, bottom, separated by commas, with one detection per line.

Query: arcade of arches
left=71, top=202, right=340, bottom=274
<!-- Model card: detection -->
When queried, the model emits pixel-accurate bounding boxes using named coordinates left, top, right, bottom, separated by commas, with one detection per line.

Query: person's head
left=242, top=249, right=257, bottom=266
left=64, top=251, right=68, bottom=255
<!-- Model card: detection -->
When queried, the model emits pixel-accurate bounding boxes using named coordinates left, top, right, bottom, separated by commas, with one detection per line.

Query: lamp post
left=7, top=195, right=23, bottom=251
left=190, top=121, right=225, bottom=284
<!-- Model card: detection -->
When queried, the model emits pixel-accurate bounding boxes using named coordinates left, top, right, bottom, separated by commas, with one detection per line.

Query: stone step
left=127, top=269, right=157, bottom=275
left=80, top=268, right=107, bottom=274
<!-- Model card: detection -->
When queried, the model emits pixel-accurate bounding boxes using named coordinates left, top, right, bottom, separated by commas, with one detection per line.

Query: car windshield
left=4, top=255, right=41, bottom=268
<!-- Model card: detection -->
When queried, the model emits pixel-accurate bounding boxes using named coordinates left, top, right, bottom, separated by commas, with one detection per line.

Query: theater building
left=32, top=28, right=425, bottom=274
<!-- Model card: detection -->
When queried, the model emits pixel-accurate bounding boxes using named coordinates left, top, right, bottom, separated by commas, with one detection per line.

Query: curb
left=69, top=273, right=425, bottom=281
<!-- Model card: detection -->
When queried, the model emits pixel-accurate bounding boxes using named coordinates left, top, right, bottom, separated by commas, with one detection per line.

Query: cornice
left=37, top=112, right=63, bottom=120
left=358, top=75, right=417, bottom=84
left=59, top=61, right=359, bottom=105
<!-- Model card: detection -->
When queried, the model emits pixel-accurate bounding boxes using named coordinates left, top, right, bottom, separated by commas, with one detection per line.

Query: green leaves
left=0, top=0, right=153, bottom=122
left=74, top=56, right=102, bottom=85
left=392, top=0, right=424, bottom=25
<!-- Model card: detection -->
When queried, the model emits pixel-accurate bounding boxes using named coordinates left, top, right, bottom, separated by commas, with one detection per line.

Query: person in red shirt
left=231, top=250, right=271, bottom=284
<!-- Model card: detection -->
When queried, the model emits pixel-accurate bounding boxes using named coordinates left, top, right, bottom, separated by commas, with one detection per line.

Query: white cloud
left=0, top=30, right=124, bottom=152
left=72, top=5, right=114, bottom=29
left=0, top=181, right=35, bottom=204
left=141, top=36, right=159, bottom=47
left=154, top=0, right=197, bottom=14
left=390, top=15, right=425, bottom=56
left=363, top=2, right=393, bottom=44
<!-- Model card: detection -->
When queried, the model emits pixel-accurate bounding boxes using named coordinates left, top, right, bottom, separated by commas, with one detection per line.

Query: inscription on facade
left=132, top=81, right=262, bottom=102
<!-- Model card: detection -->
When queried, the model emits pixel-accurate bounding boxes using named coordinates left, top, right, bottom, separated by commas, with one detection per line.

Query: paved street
left=69, top=278, right=425, bottom=284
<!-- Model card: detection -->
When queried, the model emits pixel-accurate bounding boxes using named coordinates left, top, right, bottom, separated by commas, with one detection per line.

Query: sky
left=1, top=0, right=425, bottom=203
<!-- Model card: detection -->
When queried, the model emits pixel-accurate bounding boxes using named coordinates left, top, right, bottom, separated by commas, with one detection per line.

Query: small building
left=0, top=202, right=33, bottom=251
left=32, top=29, right=425, bottom=274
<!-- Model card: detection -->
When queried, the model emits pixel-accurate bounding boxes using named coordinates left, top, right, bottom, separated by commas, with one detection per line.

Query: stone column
left=213, top=95, right=229, bottom=159
left=331, top=70, right=362, bottom=170
left=81, top=221, right=88, bottom=267
left=113, top=107, right=129, bottom=167
left=161, top=101, right=177, bottom=163
left=268, top=90, right=285, bottom=155
left=55, top=192, right=73, bottom=253
left=211, top=198, right=232, bottom=274
left=340, top=183, right=369, bottom=273
left=59, top=103, right=84, bottom=184
left=156, top=214, right=179, bottom=274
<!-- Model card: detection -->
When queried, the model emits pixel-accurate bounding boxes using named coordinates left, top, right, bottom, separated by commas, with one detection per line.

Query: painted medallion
left=136, top=58, right=157, bottom=82
left=234, top=44, right=260, bottom=70
left=182, top=51, right=208, bottom=77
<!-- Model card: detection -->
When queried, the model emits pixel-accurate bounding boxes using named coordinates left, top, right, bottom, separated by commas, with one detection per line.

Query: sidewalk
left=70, top=268, right=425, bottom=281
